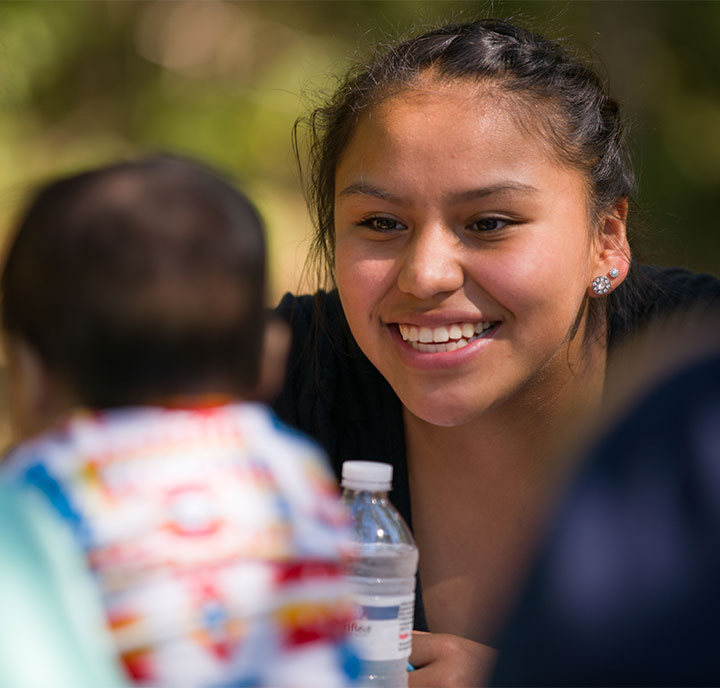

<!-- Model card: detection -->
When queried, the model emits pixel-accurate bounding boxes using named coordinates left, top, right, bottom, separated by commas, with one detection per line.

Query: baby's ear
left=3, top=336, right=72, bottom=440
left=250, top=317, right=291, bottom=402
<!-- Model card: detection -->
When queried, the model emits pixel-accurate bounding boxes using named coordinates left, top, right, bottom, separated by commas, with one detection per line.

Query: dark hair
left=1, top=155, right=267, bottom=407
left=295, top=18, right=644, bottom=340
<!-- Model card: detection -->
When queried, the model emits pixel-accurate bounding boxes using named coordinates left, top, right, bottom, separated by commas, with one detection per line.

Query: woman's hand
left=409, top=631, right=498, bottom=687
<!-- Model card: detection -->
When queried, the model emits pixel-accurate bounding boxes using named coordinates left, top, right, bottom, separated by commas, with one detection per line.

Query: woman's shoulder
left=273, top=290, right=352, bottom=375
left=275, top=289, right=344, bottom=327
left=272, top=290, right=405, bottom=480
left=272, top=289, right=398, bottom=451
left=639, top=265, right=720, bottom=304
left=610, top=265, right=720, bottom=349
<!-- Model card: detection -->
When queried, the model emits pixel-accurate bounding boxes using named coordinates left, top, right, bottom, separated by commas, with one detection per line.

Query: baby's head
left=2, top=155, right=272, bottom=436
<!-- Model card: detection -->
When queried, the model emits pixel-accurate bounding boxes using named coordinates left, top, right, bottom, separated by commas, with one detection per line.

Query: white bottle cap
left=341, top=461, right=393, bottom=491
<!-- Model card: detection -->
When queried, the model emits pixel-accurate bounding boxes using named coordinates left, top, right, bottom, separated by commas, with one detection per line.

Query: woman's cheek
left=336, top=247, right=371, bottom=319
left=337, top=239, right=395, bottom=292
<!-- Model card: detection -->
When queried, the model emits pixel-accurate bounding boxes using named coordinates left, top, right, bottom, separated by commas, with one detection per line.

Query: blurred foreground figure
left=491, top=312, right=720, bottom=686
left=0, top=156, right=357, bottom=687
left=0, top=479, right=127, bottom=688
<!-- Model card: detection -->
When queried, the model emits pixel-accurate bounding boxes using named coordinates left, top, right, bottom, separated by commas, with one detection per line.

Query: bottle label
left=346, top=593, right=414, bottom=661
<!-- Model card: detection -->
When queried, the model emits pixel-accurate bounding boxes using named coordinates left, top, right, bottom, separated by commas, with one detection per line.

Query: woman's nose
left=396, top=225, right=464, bottom=299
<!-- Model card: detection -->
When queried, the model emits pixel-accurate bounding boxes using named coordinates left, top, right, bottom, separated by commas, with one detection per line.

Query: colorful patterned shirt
left=3, top=402, right=358, bottom=687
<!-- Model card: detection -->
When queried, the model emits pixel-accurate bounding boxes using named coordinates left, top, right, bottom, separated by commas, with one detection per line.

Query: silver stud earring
left=592, top=275, right=612, bottom=295
left=592, top=267, right=619, bottom=295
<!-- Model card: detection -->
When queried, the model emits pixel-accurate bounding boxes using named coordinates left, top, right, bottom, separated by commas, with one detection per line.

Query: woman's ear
left=589, top=198, right=631, bottom=296
left=250, top=317, right=291, bottom=402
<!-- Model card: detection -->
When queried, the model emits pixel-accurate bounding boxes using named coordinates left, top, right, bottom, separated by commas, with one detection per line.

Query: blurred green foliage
left=0, top=0, right=718, bottom=302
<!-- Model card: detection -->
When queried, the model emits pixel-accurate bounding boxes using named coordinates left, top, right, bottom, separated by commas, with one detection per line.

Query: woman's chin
left=401, top=395, right=490, bottom=428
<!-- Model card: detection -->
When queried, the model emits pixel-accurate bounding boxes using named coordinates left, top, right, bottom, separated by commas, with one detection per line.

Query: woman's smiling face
left=333, top=79, right=618, bottom=427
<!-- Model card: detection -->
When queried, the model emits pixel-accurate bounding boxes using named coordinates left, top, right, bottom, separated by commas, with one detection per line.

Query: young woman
left=274, top=19, right=720, bottom=686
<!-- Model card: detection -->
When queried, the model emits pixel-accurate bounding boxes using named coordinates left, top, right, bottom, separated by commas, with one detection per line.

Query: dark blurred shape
left=492, top=311, right=720, bottom=687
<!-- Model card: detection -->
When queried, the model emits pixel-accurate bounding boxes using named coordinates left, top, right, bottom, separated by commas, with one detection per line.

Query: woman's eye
left=467, top=217, right=510, bottom=232
left=358, top=216, right=406, bottom=232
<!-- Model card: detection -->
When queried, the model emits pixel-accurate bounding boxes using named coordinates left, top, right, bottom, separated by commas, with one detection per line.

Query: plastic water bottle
left=341, top=461, right=419, bottom=688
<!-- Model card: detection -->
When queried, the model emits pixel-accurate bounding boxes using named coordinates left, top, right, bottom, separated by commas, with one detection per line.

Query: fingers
left=408, top=632, right=498, bottom=688
left=408, top=630, right=434, bottom=667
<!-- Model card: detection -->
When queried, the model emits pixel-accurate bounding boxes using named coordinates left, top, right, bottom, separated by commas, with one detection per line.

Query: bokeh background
left=0, top=0, right=718, bottom=441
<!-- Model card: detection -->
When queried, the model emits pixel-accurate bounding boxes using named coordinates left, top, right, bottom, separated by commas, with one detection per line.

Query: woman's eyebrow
left=448, top=183, right=539, bottom=203
left=336, top=181, right=538, bottom=202
left=337, top=181, right=401, bottom=201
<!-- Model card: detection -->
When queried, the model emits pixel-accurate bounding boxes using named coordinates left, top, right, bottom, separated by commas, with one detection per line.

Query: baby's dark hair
left=296, top=18, right=643, bottom=340
left=1, top=155, right=267, bottom=408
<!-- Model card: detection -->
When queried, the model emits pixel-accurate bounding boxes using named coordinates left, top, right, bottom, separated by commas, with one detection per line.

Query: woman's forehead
left=340, top=76, right=585, bottom=185
left=343, top=87, right=550, bottom=170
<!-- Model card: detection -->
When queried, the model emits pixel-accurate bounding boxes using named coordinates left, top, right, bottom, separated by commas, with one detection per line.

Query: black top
left=272, top=266, right=720, bottom=632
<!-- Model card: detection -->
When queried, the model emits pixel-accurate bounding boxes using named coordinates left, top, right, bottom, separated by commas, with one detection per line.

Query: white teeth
left=398, top=320, right=496, bottom=347
left=432, top=326, right=449, bottom=343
